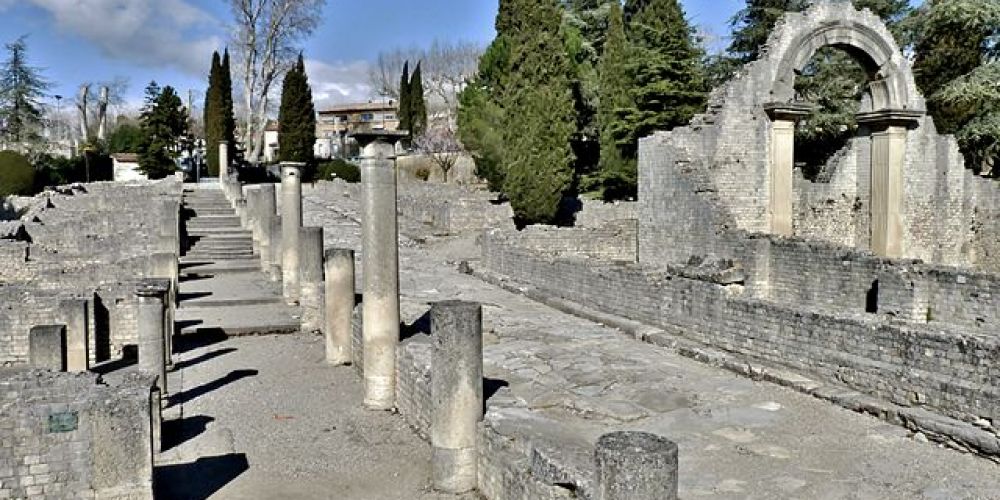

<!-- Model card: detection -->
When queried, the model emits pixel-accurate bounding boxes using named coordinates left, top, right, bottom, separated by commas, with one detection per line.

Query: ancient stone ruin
left=1, top=2, right=998, bottom=499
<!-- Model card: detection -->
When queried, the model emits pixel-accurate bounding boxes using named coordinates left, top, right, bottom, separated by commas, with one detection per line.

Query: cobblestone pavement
left=302, top=182, right=1000, bottom=500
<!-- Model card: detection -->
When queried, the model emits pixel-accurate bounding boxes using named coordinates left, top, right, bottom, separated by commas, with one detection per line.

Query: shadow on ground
left=154, top=453, right=249, bottom=499
left=168, top=369, right=258, bottom=407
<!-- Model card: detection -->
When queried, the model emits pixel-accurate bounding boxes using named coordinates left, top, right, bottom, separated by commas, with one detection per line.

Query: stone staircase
left=176, top=185, right=300, bottom=336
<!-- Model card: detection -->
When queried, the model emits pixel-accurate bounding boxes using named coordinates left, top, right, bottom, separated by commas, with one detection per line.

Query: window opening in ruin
left=865, top=279, right=879, bottom=313
left=793, top=47, right=871, bottom=181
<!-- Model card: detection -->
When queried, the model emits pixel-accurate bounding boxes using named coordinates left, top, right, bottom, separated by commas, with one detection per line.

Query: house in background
left=316, top=100, right=400, bottom=159
left=263, top=120, right=280, bottom=163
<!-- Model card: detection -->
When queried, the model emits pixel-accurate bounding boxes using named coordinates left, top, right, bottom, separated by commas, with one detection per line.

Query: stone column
left=595, top=431, right=679, bottom=500
left=324, top=248, right=355, bottom=365
left=764, top=103, right=812, bottom=237
left=157, top=199, right=179, bottom=253
left=359, top=136, right=401, bottom=410
left=300, top=226, right=325, bottom=332
left=281, top=163, right=304, bottom=302
left=430, top=301, right=483, bottom=493
left=150, top=252, right=177, bottom=367
left=857, top=110, right=922, bottom=258
left=254, top=185, right=277, bottom=260
left=136, top=279, right=170, bottom=395
left=219, top=141, right=229, bottom=182
left=244, top=186, right=261, bottom=246
left=59, top=299, right=89, bottom=372
left=29, top=325, right=66, bottom=371
left=268, top=215, right=283, bottom=280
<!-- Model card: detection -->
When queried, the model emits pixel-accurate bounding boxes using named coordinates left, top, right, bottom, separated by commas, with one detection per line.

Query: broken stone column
left=356, top=132, right=405, bottom=410
left=281, top=163, right=304, bottom=303
left=268, top=215, right=283, bottom=280
left=430, top=301, right=483, bottom=493
left=764, top=103, right=812, bottom=237
left=252, top=184, right=277, bottom=259
left=29, top=325, right=66, bottom=371
left=219, top=141, right=230, bottom=183
left=150, top=252, right=177, bottom=367
left=59, top=299, right=89, bottom=372
left=595, top=431, right=679, bottom=500
left=324, top=248, right=355, bottom=365
left=857, top=110, right=922, bottom=258
left=136, top=279, right=170, bottom=395
left=299, top=226, right=325, bottom=332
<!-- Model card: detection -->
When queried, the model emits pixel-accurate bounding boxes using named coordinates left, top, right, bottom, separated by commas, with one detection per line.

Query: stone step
left=186, top=228, right=252, bottom=237
left=177, top=295, right=284, bottom=308
left=179, top=259, right=264, bottom=275
left=184, top=252, right=260, bottom=260
left=176, top=303, right=300, bottom=336
left=188, top=216, right=241, bottom=225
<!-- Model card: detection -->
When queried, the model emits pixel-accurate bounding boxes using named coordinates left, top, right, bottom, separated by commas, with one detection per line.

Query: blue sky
left=0, top=0, right=881, bottom=111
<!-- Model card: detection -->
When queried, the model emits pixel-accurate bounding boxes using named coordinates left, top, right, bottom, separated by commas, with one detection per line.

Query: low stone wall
left=0, top=368, right=155, bottom=499
left=396, top=183, right=513, bottom=233
left=482, top=230, right=1000, bottom=427
left=492, top=221, right=638, bottom=262
left=574, top=199, right=637, bottom=228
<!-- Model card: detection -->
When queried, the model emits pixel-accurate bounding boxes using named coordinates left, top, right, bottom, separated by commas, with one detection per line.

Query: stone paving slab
left=302, top=183, right=1000, bottom=499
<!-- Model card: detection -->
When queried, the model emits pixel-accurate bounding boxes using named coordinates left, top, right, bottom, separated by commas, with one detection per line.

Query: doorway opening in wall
left=865, top=279, right=879, bottom=314
left=792, top=47, right=871, bottom=182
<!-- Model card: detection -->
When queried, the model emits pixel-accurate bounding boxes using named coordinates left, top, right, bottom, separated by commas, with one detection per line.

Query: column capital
left=856, top=109, right=924, bottom=130
left=280, top=162, right=304, bottom=177
left=352, top=130, right=408, bottom=159
left=763, top=102, right=814, bottom=122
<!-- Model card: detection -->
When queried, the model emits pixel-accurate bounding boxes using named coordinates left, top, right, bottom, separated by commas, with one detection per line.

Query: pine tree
left=398, top=61, right=411, bottom=133
left=911, top=0, right=1000, bottom=175
left=502, top=0, right=577, bottom=224
left=0, top=36, right=51, bottom=148
left=221, top=49, right=237, bottom=151
left=203, top=51, right=223, bottom=175
left=620, top=0, right=707, bottom=156
left=727, top=0, right=809, bottom=63
left=592, top=2, right=636, bottom=200
left=458, top=38, right=509, bottom=192
left=278, top=54, right=317, bottom=169
left=139, top=82, right=188, bottom=179
left=409, top=61, right=428, bottom=137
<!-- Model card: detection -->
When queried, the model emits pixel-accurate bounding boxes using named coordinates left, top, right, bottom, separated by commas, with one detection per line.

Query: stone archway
left=762, top=3, right=923, bottom=257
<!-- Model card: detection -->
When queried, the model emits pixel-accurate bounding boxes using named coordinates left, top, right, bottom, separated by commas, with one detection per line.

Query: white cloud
left=305, top=59, right=377, bottom=108
left=27, top=0, right=221, bottom=75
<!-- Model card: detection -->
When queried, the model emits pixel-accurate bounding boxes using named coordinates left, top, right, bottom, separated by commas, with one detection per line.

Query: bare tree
left=368, top=40, right=482, bottom=115
left=75, top=78, right=129, bottom=143
left=413, top=125, right=463, bottom=183
left=228, top=0, right=326, bottom=164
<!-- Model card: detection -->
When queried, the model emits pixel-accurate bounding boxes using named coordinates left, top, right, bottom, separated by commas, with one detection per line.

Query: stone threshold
left=470, top=267, right=1000, bottom=463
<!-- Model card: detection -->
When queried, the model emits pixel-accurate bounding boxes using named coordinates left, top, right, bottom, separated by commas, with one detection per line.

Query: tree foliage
left=278, top=54, right=316, bottom=169
left=398, top=61, right=411, bottom=133
left=501, top=0, right=577, bottom=224
left=0, top=149, right=34, bottom=196
left=138, top=82, right=188, bottom=179
left=409, top=62, right=428, bottom=137
left=204, top=51, right=224, bottom=175
left=106, top=123, right=145, bottom=154
left=457, top=39, right=508, bottom=192
left=0, top=36, right=50, bottom=148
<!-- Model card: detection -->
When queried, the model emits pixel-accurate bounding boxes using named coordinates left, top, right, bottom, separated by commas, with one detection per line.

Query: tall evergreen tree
left=409, top=61, right=428, bottom=137
left=458, top=37, right=509, bottom=192
left=278, top=54, right=317, bottom=168
left=620, top=0, right=707, bottom=157
left=502, top=0, right=577, bottom=224
left=139, top=82, right=188, bottom=179
left=203, top=51, right=224, bottom=175
left=220, top=49, right=237, bottom=150
left=398, top=61, right=411, bottom=133
left=0, top=36, right=50, bottom=148
left=592, top=2, right=636, bottom=200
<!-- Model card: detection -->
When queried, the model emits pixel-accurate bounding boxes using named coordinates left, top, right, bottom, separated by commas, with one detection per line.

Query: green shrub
left=315, top=159, right=360, bottom=183
left=414, top=167, right=431, bottom=181
left=0, top=150, right=36, bottom=197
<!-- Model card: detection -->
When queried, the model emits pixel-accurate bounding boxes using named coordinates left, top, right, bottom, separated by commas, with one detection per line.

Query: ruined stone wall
left=637, top=1, right=999, bottom=271
left=493, top=221, right=637, bottom=262
left=0, top=368, right=154, bottom=499
left=575, top=199, right=637, bottom=228
left=482, top=230, right=1000, bottom=426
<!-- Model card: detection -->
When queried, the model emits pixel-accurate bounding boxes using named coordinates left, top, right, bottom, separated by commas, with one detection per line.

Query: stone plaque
left=48, top=411, right=79, bottom=433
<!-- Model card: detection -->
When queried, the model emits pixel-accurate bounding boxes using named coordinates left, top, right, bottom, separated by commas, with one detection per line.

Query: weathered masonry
left=638, top=1, right=1000, bottom=271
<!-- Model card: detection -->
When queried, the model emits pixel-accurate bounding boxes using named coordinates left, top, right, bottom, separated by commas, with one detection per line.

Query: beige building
left=316, top=100, right=400, bottom=158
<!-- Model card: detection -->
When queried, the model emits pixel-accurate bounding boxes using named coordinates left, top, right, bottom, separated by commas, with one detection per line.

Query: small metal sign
left=48, top=411, right=79, bottom=433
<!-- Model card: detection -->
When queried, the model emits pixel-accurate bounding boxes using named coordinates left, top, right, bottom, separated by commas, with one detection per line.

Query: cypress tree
left=278, top=54, right=317, bottom=169
left=593, top=2, right=636, bottom=200
left=203, top=51, right=223, bottom=176
left=398, top=61, right=411, bottom=133
left=221, top=49, right=237, bottom=150
left=458, top=37, right=509, bottom=192
left=621, top=0, right=707, bottom=156
left=501, top=0, right=577, bottom=225
left=409, top=61, right=427, bottom=137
